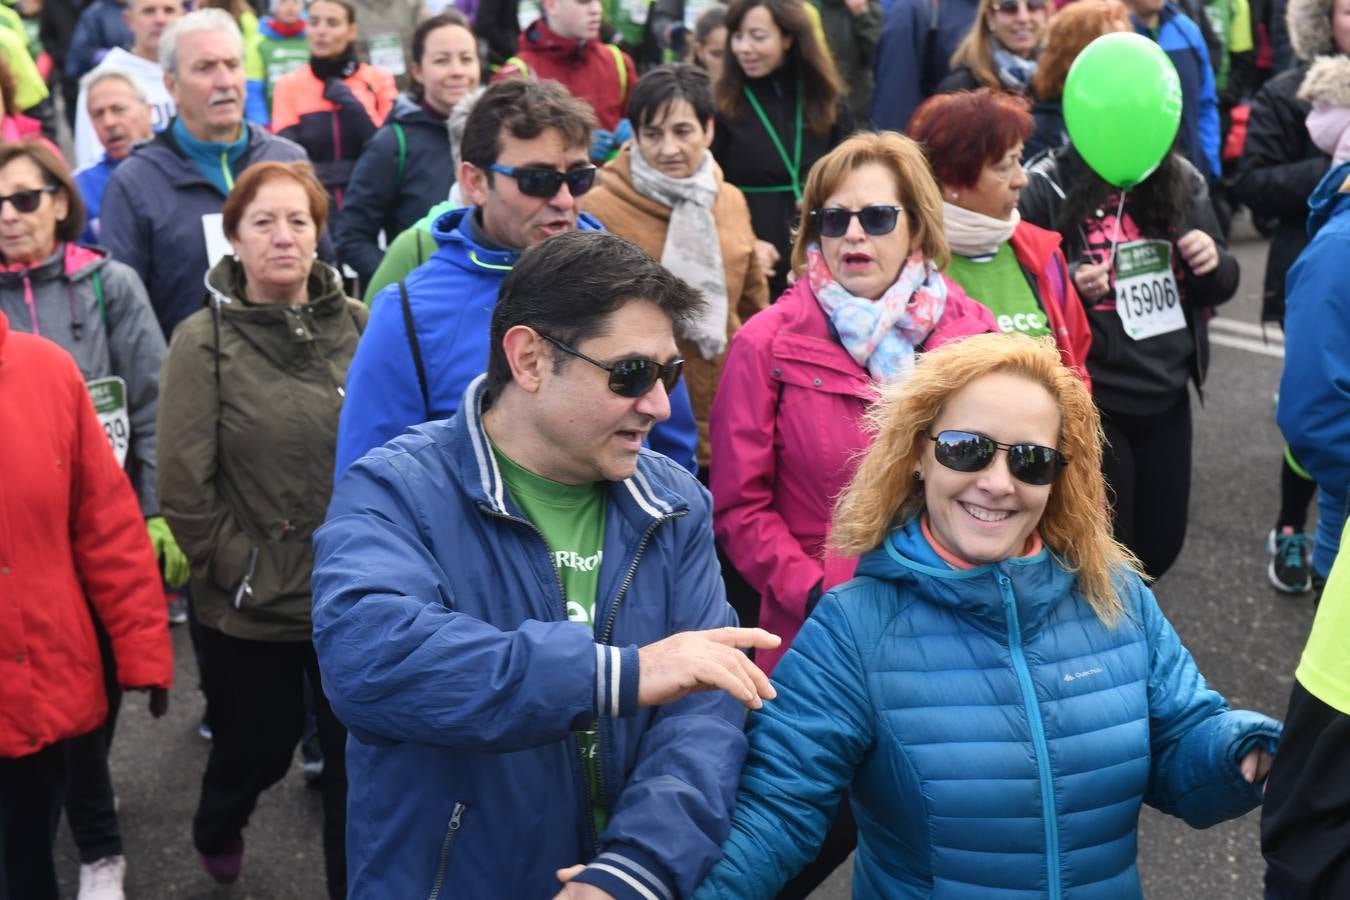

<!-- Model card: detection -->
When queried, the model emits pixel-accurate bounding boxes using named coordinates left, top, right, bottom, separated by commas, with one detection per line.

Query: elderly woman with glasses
left=711, top=129, right=995, bottom=673
left=938, top=0, right=1050, bottom=96
left=695, top=333, right=1282, bottom=899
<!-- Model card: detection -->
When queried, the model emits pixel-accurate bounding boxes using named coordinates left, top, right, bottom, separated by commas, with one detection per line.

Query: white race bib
left=87, top=376, right=130, bottom=468
left=1114, top=239, right=1185, bottom=341
left=202, top=213, right=232, bottom=269
left=368, top=32, right=407, bottom=77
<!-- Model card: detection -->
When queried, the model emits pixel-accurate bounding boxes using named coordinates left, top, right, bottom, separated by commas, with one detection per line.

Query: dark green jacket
left=157, top=258, right=367, bottom=642
left=819, top=0, right=882, bottom=125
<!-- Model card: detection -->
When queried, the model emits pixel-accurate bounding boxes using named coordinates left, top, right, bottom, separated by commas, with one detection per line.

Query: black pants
left=0, top=742, right=67, bottom=900
left=1262, top=681, right=1350, bottom=898
left=698, top=466, right=762, bottom=632
left=1099, top=396, right=1193, bottom=580
left=63, top=616, right=123, bottom=863
left=193, top=626, right=348, bottom=900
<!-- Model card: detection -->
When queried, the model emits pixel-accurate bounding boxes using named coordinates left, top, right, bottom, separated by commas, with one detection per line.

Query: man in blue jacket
left=335, top=77, right=700, bottom=476
left=1124, top=0, right=1222, bottom=183
left=870, top=0, right=980, bottom=132
left=313, top=230, right=779, bottom=900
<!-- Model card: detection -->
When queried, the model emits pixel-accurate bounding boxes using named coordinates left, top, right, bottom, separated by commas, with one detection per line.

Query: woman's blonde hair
left=831, top=333, right=1140, bottom=623
left=791, top=131, right=949, bottom=274
left=947, top=0, right=1009, bottom=90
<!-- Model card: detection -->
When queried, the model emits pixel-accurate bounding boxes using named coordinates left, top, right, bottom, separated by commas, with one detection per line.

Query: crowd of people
left=2, top=0, right=1349, bottom=897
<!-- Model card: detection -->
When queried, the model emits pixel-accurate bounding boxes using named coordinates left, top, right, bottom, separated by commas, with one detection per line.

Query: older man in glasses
left=335, top=77, right=699, bottom=478
left=314, top=230, right=778, bottom=900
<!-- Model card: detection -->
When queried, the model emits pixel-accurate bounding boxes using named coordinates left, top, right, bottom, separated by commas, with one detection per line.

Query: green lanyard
left=739, top=78, right=803, bottom=202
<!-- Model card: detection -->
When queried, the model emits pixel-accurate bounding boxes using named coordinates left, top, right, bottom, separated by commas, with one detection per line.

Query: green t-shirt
left=492, top=442, right=611, bottom=839
left=945, top=243, right=1052, bottom=339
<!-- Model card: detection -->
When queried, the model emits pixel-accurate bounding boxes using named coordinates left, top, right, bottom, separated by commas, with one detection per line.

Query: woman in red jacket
left=0, top=308, right=172, bottom=900
left=909, top=88, right=1092, bottom=385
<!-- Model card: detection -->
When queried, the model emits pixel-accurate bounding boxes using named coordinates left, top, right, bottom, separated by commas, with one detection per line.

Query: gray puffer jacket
left=0, top=242, right=164, bottom=514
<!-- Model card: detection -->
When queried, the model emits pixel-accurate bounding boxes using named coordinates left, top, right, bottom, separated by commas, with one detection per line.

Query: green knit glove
left=146, top=516, right=189, bottom=588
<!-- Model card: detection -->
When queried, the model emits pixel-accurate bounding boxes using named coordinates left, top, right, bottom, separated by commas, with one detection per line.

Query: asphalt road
left=53, top=217, right=1314, bottom=899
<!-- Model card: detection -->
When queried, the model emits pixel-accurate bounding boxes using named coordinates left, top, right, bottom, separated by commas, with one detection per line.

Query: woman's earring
left=949, top=191, right=959, bottom=200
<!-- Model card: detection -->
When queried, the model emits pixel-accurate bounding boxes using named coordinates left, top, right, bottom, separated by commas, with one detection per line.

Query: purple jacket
left=709, top=275, right=996, bottom=673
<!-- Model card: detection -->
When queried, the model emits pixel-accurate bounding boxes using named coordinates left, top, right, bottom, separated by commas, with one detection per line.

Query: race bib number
left=368, top=32, right=407, bottom=77
left=88, top=376, right=129, bottom=467
left=1114, top=239, right=1185, bottom=341
left=202, top=213, right=231, bottom=269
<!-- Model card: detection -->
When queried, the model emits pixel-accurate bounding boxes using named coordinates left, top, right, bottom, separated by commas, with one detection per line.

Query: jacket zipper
left=232, top=545, right=259, bottom=609
left=426, top=801, right=465, bottom=900
left=590, top=512, right=681, bottom=851
left=478, top=504, right=600, bottom=852
left=999, top=570, right=1062, bottom=900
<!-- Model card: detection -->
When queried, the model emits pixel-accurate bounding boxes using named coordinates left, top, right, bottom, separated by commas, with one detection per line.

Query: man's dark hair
left=460, top=78, right=598, bottom=173
left=484, top=232, right=705, bottom=402
left=627, top=64, right=715, bottom=132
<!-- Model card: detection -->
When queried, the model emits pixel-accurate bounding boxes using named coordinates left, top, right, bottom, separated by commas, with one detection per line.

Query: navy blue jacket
left=334, top=206, right=699, bottom=477
left=696, top=517, right=1281, bottom=898
left=99, top=121, right=332, bottom=338
left=869, top=0, right=980, bottom=132
left=64, top=0, right=131, bottom=81
left=1135, top=4, right=1221, bottom=181
left=1278, top=162, right=1350, bottom=579
left=313, top=376, right=745, bottom=899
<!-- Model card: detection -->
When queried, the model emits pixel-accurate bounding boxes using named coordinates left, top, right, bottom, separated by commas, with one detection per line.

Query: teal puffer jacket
left=696, top=517, right=1281, bottom=899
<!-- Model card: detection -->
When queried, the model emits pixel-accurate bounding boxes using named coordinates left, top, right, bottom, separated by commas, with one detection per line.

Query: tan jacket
left=582, top=146, right=770, bottom=467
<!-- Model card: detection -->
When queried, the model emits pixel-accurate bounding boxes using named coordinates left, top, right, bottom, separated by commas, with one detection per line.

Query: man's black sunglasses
left=928, top=430, right=1068, bottom=486
left=539, top=333, right=684, bottom=398
left=489, top=163, right=598, bottom=199
left=809, top=204, right=903, bottom=238
left=0, top=184, right=57, bottom=214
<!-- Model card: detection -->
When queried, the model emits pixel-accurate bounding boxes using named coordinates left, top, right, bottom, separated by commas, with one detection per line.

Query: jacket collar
left=1308, top=160, right=1350, bottom=236
left=596, top=145, right=728, bottom=219
left=0, top=242, right=107, bottom=284
left=203, top=254, right=348, bottom=316
left=143, top=119, right=266, bottom=189
left=1008, top=219, right=1064, bottom=271
left=853, top=516, right=1078, bottom=635
left=429, top=205, right=607, bottom=273
left=523, top=18, right=592, bottom=57
left=455, top=374, right=687, bottom=527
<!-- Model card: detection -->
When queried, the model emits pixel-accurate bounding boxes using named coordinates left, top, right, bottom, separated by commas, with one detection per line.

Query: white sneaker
left=78, top=854, right=126, bottom=900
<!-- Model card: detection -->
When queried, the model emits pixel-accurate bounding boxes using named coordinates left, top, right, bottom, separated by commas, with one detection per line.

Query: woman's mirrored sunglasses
left=538, top=333, right=684, bottom=398
left=928, top=430, right=1068, bottom=486
left=488, top=163, right=598, bottom=199
left=809, top=204, right=903, bottom=238
left=0, top=184, right=57, bottom=214
left=993, top=0, right=1048, bottom=13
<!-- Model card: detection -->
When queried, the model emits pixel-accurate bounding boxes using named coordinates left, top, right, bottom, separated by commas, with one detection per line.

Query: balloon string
left=1107, top=190, right=1127, bottom=270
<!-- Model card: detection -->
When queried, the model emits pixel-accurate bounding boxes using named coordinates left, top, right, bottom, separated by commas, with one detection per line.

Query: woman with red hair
left=909, top=88, right=1091, bottom=382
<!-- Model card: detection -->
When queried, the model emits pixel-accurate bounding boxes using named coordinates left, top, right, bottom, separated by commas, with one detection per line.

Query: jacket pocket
left=231, top=545, right=259, bottom=610
left=427, top=802, right=466, bottom=900
left=771, top=332, right=871, bottom=398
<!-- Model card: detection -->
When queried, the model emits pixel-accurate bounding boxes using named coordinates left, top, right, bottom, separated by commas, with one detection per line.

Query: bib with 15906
left=1114, top=239, right=1185, bottom=341
left=87, top=375, right=129, bottom=468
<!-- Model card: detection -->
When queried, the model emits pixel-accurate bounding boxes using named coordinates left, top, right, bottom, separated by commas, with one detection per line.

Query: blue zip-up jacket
left=870, top=0, right=980, bottom=132
left=1135, top=4, right=1221, bottom=182
left=313, top=376, right=746, bottom=899
left=74, top=154, right=118, bottom=244
left=1278, top=161, right=1350, bottom=579
left=695, top=517, right=1281, bottom=899
left=334, top=206, right=700, bottom=477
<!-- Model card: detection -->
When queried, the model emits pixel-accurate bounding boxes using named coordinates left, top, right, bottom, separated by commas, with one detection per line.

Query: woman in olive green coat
left=156, top=161, right=364, bottom=900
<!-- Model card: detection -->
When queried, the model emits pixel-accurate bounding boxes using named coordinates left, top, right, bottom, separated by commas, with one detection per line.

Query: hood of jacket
left=258, top=15, right=306, bottom=41
left=1298, top=52, right=1350, bottom=105
left=520, top=18, right=596, bottom=60
left=204, top=253, right=348, bottom=313
left=1308, top=160, right=1350, bottom=236
left=852, top=515, right=1080, bottom=634
left=427, top=205, right=605, bottom=272
left=0, top=242, right=107, bottom=286
left=1288, top=0, right=1341, bottom=61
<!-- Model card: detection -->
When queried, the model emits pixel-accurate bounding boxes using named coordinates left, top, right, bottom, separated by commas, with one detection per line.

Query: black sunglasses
left=928, top=430, right=1068, bottom=486
left=809, top=205, right=904, bottom=238
left=489, top=163, right=598, bottom=199
left=538, top=333, right=684, bottom=398
left=993, top=0, right=1048, bottom=13
left=0, top=184, right=57, bottom=214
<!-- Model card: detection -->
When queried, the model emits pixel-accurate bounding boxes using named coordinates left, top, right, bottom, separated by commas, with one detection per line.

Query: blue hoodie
left=1278, top=161, right=1350, bottom=578
left=1135, top=3, right=1222, bottom=181
left=334, top=207, right=700, bottom=476
left=696, top=516, right=1280, bottom=899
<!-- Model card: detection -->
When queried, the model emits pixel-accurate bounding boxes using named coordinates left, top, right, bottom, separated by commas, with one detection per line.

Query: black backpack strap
left=398, top=279, right=430, bottom=411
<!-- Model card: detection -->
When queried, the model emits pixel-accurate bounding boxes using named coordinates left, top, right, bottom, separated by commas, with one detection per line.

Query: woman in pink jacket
left=711, top=131, right=997, bottom=676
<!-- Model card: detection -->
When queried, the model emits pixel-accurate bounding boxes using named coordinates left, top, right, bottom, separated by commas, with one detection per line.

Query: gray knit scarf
left=628, top=146, right=729, bottom=359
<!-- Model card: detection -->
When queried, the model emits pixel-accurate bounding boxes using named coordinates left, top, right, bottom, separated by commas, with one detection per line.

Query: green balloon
left=1062, top=32, right=1183, bottom=189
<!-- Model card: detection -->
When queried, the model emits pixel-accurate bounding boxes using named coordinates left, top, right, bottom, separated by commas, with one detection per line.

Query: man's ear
left=460, top=160, right=490, bottom=207
left=163, top=70, right=179, bottom=106
left=500, top=325, right=550, bottom=394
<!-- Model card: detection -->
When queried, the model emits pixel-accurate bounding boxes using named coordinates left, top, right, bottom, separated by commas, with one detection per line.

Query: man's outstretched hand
left=637, top=627, right=781, bottom=711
